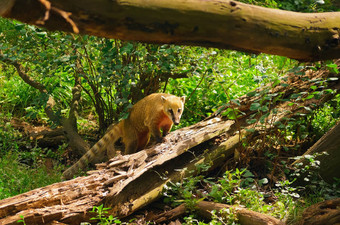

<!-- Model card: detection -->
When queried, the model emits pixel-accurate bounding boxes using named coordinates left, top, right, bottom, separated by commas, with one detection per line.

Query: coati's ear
left=161, top=96, right=167, bottom=102
left=180, top=96, right=186, bottom=103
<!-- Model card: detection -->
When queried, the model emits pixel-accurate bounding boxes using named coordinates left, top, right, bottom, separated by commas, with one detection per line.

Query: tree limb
left=0, top=55, right=89, bottom=157
left=0, top=63, right=340, bottom=223
left=296, top=198, right=340, bottom=225
left=1, top=0, right=340, bottom=61
left=196, top=201, right=284, bottom=225
left=151, top=201, right=284, bottom=225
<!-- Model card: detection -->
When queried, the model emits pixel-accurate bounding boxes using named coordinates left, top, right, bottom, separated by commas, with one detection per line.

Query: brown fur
left=62, top=93, right=185, bottom=179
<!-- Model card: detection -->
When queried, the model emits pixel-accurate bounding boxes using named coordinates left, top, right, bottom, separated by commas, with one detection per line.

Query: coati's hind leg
left=124, top=139, right=138, bottom=155
left=106, top=139, right=124, bottom=158
left=105, top=123, right=123, bottom=158
left=124, top=130, right=150, bottom=154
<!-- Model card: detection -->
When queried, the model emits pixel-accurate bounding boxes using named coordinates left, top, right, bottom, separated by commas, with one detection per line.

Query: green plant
left=211, top=208, right=239, bottom=225
left=0, top=113, right=21, bottom=156
left=0, top=151, right=63, bottom=199
left=90, top=205, right=121, bottom=225
left=163, top=167, right=301, bottom=223
left=290, top=152, right=340, bottom=199
left=163, top=175, right=206, bottom=211
left=17, top=215, right=26, bottom=225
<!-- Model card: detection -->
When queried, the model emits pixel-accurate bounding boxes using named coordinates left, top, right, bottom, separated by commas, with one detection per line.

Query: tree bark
left=1, top=64, right=339, bottom=224
left=296, top=198, right=340, bottom=225
left=151, top=201, right=284, bottom=225
left=196, top=201, right=284, bottom=225
left=291, top=121, right=340, bottom=183
left=0, top=55, right=89, bottom=157
left=1, top=0, right=340, bottom=61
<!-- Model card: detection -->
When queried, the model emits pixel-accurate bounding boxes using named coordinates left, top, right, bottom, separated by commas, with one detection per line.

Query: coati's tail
left=62, top=122, right=123, bottom=180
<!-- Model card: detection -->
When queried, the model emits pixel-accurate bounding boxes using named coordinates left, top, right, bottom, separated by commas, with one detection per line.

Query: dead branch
left=0, top=63, right=340, bottom=224
left=150, top=201, right=284, bottom=225
left=149, top=203, right=186, bottom=223
left=291, top=121, right=340, bottom=183
left=196, top=201, right=284, bottom=225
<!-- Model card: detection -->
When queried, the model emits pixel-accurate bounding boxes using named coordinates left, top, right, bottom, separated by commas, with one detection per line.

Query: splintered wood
left=0, top=118, right=234, bottom=224
left=1, top=61, right=339, bottom=224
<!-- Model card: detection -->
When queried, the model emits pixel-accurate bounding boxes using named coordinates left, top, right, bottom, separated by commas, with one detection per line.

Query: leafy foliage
left=238, top=0, right=339, bottom=12
left=163, top=167, right=298, bottom=223
left=89, top=205, right=121, bottom=225
left=0, top=0, right=339, bottom=223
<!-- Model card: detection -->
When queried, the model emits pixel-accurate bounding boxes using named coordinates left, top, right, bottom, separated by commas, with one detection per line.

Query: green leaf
left=290, top=93, right=301, bottom=99
left=250, top=103, right=261, bottom=111
left=247, top=91, right=256, bottom=97
left=246, top=119, right=257, bottom=124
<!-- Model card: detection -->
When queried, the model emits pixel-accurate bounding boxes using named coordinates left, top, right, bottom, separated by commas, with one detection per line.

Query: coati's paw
left=156, top=136, right=167, bottom=143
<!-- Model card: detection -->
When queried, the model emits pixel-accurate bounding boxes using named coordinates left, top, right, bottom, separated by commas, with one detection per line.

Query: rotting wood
left=0, top=118, right=234, bottom=224
left=150, top=201, right=284, bottom=225
left=1, top=0, right=340, bottom=61
left=0, top=63, right=340, bottom=224
left=196, top=201, right=284, bottom=225
left=296, top=198, right=340, bottom=225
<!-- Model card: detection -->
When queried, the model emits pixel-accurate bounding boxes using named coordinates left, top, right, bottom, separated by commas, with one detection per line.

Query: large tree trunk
left=1, top=0, right=340, bottom=61
left=0, top=63, right=339, bottom=224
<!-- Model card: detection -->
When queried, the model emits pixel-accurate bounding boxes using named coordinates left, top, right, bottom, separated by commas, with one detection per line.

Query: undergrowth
left=162, top=162, right=339, bottom=225
left=0, top=113, right=63, bottom=200
left=0, top=151, right=62, bottom=199
left=1, top=1, right=339, bottom=223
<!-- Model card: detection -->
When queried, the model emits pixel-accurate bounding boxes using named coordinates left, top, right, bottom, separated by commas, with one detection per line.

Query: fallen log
left=0, top=63, right=340, bottom=224
left=197, top=201, right=284, bottom=225
left=0, top=117, right=235, bottom=224
left=291, top=121, right=340, bottom=183
left=296, top=198, right=340, bottom=225
left=151, top=201, right=284, bottom=225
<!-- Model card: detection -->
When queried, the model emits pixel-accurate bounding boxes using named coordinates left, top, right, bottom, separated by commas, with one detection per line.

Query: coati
left=62, top=93, right=185, bottom=179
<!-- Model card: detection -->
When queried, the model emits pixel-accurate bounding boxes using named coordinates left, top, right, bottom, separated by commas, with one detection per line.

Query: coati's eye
left=178, top=108, right=181, bottom=113
left=168, top=109, right=173, bottom=114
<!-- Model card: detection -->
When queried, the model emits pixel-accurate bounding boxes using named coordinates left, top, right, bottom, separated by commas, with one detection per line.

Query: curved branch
left=0, top=54, right=58, bottom=122
left=1, top=0, right=340, bottom=61
left=0, top=55, right=90, bottom=157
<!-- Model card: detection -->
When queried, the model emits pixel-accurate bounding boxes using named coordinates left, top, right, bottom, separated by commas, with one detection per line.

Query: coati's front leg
left=161, top=123, right=173, bottom=137
left=151, top=127, right=165, bottom=143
